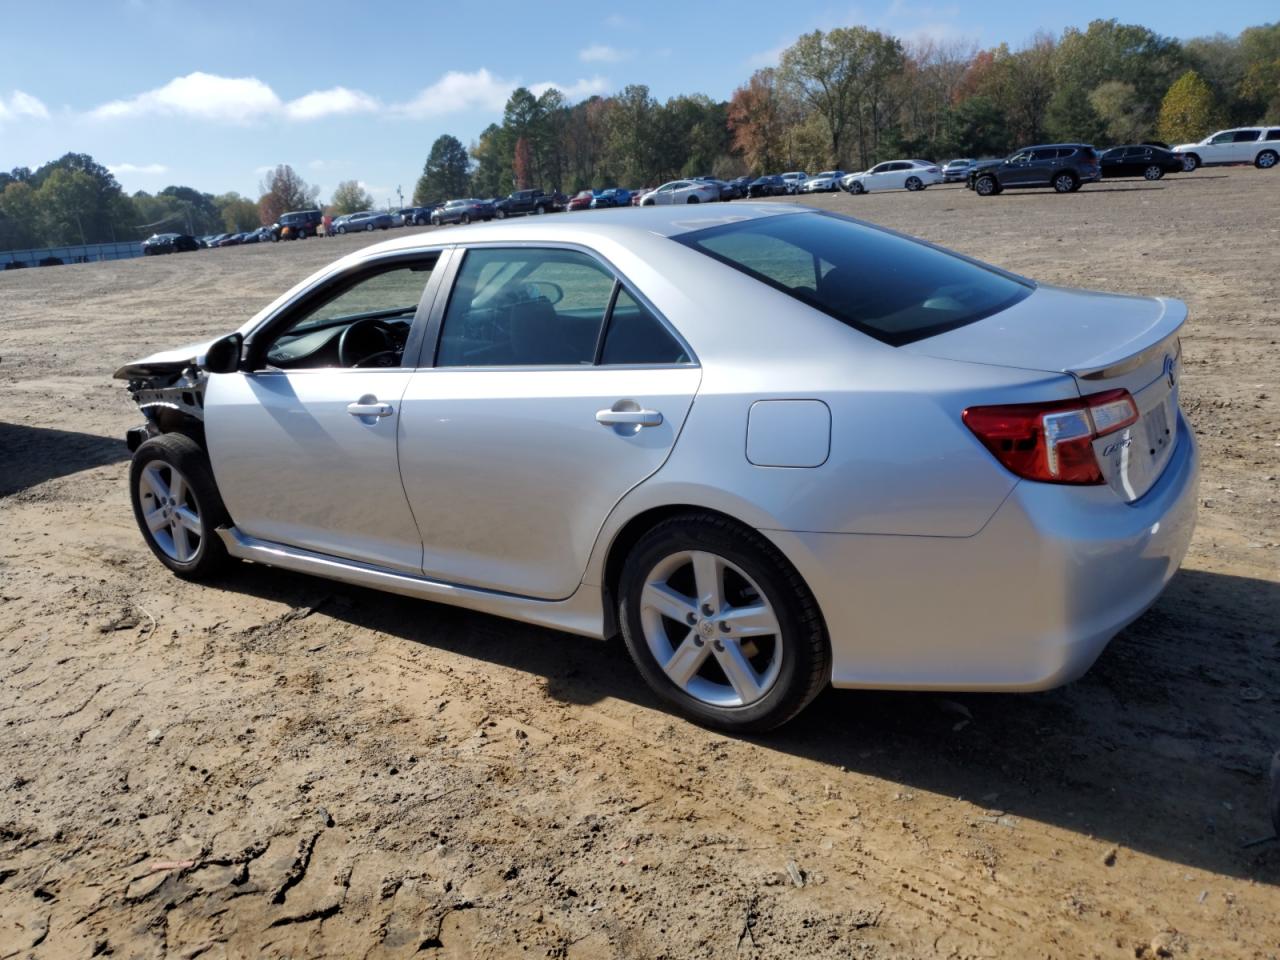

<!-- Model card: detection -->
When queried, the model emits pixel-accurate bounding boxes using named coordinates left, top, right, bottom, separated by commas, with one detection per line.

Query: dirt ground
left=1, top=168, right=1277, bottom=960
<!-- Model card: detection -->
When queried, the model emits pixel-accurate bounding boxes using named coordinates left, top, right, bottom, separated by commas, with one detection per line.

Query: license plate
left=1144, top=400, right=1170, bottom=457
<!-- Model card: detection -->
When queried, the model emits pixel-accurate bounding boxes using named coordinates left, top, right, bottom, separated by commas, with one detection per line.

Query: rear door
left=397, top=244, right=700, bottom=599
left=1230, top=129, right=1261, bottom=162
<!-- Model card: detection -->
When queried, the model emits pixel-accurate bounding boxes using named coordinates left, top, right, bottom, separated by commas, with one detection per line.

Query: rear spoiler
left=1071, top=298, right=1186, bottom=381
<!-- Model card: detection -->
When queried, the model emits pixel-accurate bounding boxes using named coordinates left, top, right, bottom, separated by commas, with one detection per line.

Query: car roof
left=358, top=201, right=813, bottom=251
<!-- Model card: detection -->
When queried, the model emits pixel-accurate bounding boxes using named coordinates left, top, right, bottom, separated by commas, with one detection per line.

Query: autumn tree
left=1158, top=70, right=1217, bottom=144
left=513, top=137, right=533, bottom=189
left=728, top=69, right=795, bottom=173
left=257, top=164, right=319, bottom=225
left=330, top=180, right=374, bottom=215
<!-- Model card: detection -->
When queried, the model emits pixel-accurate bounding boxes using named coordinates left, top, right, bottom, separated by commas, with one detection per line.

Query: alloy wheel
left=1054, top=174, right=1075, bottom=193
left=639, top=550, right=783, bottom=708
left=1144, top=165, right=1163, bottom=180
left=1259, top=151, right=1278, bottom=169
left=138, top=461, right=204, bottom=564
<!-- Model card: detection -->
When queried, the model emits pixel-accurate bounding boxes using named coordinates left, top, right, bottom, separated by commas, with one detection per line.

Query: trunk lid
left=906, top=285, right=1186, bottom=501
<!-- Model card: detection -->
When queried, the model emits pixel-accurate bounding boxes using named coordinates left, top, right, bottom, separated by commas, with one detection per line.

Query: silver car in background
left=943, top=158, right=976, bottom=182
left=800, top=171, right=846, bottom=193
left=115, top=205, right=1198, bottom=732
left=639, top=180, right=721, bottom=205
left=334, top=210, right=394, bottom=233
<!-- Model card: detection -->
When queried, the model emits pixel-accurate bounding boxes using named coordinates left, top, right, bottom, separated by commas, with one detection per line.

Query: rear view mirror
left=200, top=333, right=243, bottom=374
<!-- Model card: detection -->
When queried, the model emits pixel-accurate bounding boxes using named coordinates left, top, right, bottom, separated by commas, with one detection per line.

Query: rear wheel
left=531, top=205, right=544, bottom=215
left=1182, top=154, right=1200, bottom=171
left=365, top=223, right=374, bottom=232
left=1143, top=164, right=1164, bottom=180
left=619, top=514, right=829, bottom=732
left=1053, top=172, right=1077, bottom=193
left=337, top=225, right=347, bottom=234
left=974, top=174, right=998, bottom=196
left=130, top=434, right=231, bottom=580
left=1257, top=149, right=1278, bottom=170
left=905, top=176, right=922, bottom=191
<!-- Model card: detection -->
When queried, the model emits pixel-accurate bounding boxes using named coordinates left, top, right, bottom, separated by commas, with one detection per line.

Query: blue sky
left=0, top=0, right=1273, bottom=204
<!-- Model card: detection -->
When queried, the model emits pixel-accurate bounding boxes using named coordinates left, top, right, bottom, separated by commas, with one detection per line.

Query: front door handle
left=596, top=407, right=663, bottom=427
left=347, top=396, right=394, bottom=419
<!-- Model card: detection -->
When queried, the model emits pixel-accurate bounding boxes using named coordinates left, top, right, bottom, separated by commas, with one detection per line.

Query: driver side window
left=261, top=259, right=435, bottom=370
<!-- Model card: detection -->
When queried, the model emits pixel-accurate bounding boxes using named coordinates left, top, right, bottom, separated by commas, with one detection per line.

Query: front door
left=204, top=252, right=445, bottom=572
left=398, top=245, right=700, bottom=599
left=1001, top=151, right=1035, bottom=185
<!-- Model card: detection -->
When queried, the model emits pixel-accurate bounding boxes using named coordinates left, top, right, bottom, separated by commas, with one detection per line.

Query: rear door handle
left=596, top=408, right=663, bottom=427
left=347, top=398, right=394, bottom=418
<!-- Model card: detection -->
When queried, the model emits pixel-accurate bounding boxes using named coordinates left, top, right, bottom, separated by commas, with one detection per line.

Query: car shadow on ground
left=211, top=561, right=1279, bottom=884
left=0, top=422, right=130, bottom=497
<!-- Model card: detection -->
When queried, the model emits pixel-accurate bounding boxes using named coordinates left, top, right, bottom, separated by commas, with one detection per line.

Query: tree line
left=2, top=17, right=1277, bottom=251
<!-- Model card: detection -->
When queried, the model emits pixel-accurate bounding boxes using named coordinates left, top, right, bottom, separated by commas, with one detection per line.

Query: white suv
left=779, top=171, right=809, bottom=194
left=1173, top=127, right=1280, bottom=170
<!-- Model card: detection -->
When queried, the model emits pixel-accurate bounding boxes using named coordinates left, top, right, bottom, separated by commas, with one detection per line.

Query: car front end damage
left=113, top=341, right=213, bottom=450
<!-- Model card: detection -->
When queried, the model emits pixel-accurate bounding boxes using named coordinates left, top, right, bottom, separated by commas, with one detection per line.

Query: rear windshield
left=674, top=211, right=1032, bottom=346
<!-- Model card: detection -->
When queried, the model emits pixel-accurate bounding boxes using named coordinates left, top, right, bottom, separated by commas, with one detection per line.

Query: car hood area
left=900, top=284, right=1186, bottom=380
left=113, top=338, right=218, bottom=380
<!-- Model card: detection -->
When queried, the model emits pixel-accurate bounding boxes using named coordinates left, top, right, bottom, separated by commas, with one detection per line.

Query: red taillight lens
left=962, top=389, right=1138, bottom=485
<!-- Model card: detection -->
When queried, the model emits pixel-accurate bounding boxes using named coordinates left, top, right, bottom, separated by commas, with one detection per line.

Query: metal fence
left=1, top=240, right=144, bottom=270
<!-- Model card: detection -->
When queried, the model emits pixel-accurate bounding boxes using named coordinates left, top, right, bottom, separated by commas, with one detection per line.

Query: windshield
left=675, top=211, right=1032, bottom=346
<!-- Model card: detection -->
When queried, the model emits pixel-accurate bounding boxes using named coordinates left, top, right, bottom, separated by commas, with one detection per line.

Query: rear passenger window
left=1266, top=129, right=1280, bottom=141
left=601, top=288, right=688, bottom=365
left=1234, top=130, right=1261, bottom=142
left=437, top=248, right=615, bottom=366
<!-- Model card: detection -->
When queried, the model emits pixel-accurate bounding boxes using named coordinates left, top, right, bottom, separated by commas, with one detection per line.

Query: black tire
left=532, top=205, right=544, bottom=215
left=1182, top=154, right=1200, bottom=171
left=905, top=176, right=922, bottom=191
left=618, top=513, right=830, bottom=733
left=494, top=208, right=507, bottom=219
left=1052, top=171, right=1078, bottom=193
left=850, top=181, right=865, bottom=195
left=686, top=195, right=700, bottom=204
left=365, top=223, right=374, bottom=232
left=129, top=434, right=231, bottom=580
left=1143, top=164, right=1164, bottom=180
left=337, top=226, right=347, bottom=235
left=974, top=174, right=998, bottom=197
left=461, top=213, right=471, bottom=225
left=1256, top=149, right=1278, bottom=170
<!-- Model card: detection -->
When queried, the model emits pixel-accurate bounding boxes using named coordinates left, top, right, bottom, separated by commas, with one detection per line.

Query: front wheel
left=461, top=213, right=471, bottom=225
left=531, top=205, right=544, bottom=215
left=974, top=175, right=998, bottom=196
left=618, top=514, right=829, bottom=732
left=850, top=181, right=865, bottom=195
left=1182, top=154, right=1200, bottom=172
left=365, top=223, right=374, bottom=232
left=686, top=195, right=700, bottom=204
left=337, top=226, right=347, bottom=235
left=130, top=434, right=231, bottom=580
left=1144, top=165, right=1164, bottom=180
left=1256, top=150, right=1278, bottom=170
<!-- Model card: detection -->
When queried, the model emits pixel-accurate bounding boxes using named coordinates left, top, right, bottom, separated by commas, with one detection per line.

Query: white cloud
left=579, top=44, right=631, bottom=63
left=396, top=69, right=513, bottom=117
left=397, top=69, right=608, bottom=116
left=529, top=75, right=609, bottom=101
left=746, top=42, right=788, bottom=68
left=0, top=90, right=49, bottom=123
left=108, top=162, right=168, bottom=176
left=90, top=72, right=379, bottom=123
left=285, top=86, right=379, bottom=121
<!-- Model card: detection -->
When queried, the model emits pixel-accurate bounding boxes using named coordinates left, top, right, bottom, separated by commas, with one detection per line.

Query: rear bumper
left=766, top=413, right=1199, bottom=691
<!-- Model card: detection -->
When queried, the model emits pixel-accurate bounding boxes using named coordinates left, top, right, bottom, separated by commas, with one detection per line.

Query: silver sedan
left=115, top=205, right=1198, bottom=731
left=639, top=180, right=720, bottom=205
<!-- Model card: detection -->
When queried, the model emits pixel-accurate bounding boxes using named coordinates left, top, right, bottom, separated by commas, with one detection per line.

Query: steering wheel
left=338, top=318, right=399, bottom=368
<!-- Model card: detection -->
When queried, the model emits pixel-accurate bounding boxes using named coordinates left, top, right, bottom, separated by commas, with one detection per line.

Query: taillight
left=962, top=389, right=1139, bottom=484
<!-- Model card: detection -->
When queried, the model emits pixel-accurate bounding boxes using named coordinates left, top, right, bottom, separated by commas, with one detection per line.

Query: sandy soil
left=1, top=168, right=1277, bottom=959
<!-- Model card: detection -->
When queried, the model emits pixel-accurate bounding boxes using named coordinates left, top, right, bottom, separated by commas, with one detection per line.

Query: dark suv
left=272, top=209, right=323, bottom=239
left=493, top=189, right=563, bottom=218
left=966, top=144, right=1100, bottom=196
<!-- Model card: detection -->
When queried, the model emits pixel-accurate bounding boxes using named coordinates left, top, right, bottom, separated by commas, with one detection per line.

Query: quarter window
left=600, top=288, right=688, bottom=365
left=1266, top=129, right=1280, bottom=140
